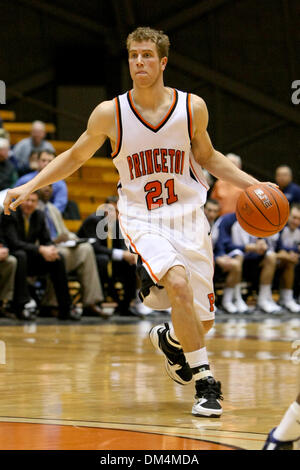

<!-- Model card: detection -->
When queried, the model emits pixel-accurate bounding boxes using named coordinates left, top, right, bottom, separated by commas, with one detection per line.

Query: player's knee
left=164, top=272, right=191, bottom=304
left=169, top=278, right=190, bottom=300
left=202, top=320, right=214, bottom=334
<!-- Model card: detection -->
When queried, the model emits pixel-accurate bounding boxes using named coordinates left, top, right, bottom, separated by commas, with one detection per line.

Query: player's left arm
left=190, top=94, right=259, bottom=190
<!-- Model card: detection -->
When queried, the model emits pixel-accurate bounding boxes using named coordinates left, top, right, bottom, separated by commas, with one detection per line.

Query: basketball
left=236, top=183, right=290, bottom=237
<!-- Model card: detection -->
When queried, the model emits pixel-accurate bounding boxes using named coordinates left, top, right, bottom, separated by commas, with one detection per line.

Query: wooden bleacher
left=65, top=158, right=119, bottom=221
left=0, top=110, right=16, bottom=121
left=0, top=109, right=118, bottom=227
left=3, top=122, right=56, bottom=145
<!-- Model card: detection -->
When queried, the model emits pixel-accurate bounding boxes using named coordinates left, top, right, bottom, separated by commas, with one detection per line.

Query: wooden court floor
left=0, top=317, right=299, bottom=450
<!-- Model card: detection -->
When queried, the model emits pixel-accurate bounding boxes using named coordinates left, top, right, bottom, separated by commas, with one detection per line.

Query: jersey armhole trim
left=111, top=96, right=122, bottom=158
left=186, top=93, right=193, bottom=142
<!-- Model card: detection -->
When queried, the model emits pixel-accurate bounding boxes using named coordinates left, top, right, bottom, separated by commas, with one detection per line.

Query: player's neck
left=131, top=82, right=170, bottom=111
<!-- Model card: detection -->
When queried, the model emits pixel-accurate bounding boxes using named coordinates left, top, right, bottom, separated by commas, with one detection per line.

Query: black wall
left=0, top=0, right=299, bottom=180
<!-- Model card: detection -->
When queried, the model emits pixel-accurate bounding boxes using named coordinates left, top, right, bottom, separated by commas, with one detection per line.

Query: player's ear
left=161, top=56, right=168, bottom=71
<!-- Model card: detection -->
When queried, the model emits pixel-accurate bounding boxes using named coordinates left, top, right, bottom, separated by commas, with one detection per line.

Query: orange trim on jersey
left=187, top=93, right=193, bottom=140
left=111, top=97, right=122, bottom=158
left=128, top=88, right=177, bottom=131
left=118, top=216, right=159, bottom=283
left=189, top=159, right=209, bottom=190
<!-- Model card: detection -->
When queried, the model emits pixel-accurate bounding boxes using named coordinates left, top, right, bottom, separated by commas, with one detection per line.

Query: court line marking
left=0, top=420, right=241, bottom=450
left=0, top=415, right=266, bottom=442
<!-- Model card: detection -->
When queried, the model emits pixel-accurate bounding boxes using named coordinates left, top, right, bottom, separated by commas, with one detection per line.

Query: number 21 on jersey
left=144, top=178, right=178, bottom=210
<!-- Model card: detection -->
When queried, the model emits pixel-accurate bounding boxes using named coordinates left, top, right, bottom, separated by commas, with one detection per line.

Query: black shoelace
left=196, top=379, right=224, bottom=401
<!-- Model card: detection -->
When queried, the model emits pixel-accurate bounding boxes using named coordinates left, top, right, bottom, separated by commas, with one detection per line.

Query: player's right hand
left=3, top=185, right=33, bottom=215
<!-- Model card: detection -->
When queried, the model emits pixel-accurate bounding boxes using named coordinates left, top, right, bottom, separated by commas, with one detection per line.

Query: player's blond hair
left=126, top=27, right=170, bottom=59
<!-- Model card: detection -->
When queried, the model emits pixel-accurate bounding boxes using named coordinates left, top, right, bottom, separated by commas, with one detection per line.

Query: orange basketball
left=236, top=183, right=289, bottom=237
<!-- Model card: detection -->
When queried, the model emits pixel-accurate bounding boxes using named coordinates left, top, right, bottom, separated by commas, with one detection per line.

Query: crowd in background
left=0, top=120, right=300, bottom=321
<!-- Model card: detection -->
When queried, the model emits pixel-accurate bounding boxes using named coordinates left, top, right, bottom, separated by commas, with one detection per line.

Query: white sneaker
left=24, top=299, right=37, bottom=311
left=257, top=299, right=282, bottom=314
left=222, top=301, right=238, bottom=314
left=192, top=377, right=223, bottom=418
left=281, top=299, right=300, bottom=313
left=235, top=298, right=250, bottom=313
left=149, top=323, right=193, bottom=385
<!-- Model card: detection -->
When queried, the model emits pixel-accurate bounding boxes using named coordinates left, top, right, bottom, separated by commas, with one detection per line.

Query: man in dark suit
left=1, top=192, right=80, bottom=320
left=77, top=196, right=137, bottom=315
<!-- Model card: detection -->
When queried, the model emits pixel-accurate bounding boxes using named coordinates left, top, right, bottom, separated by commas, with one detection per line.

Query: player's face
left=128, top=40, right=167, bottom=88
left=289, top=208, right=300, bottom=230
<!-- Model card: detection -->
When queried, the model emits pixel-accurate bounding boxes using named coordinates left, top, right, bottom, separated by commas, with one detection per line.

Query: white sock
left=185, top=347, right=213, bottom=381
left=258, top=284, right=273, bottom=301
left=280, top=289, right=293, bottom=302
left=234, top=284, right=243, bottom=301
left=273, top=401, right=300, bottom=442
left=166, top=325, right=181, bottom=350
left=223, top=288, right=234, bottom=304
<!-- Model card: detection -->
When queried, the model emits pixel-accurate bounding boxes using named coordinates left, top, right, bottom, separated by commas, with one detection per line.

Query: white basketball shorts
left=119, top=207, right=215, bottom=322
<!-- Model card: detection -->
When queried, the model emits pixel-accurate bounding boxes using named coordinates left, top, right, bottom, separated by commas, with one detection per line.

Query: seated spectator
left=13, top=120, right=55, bottom=175
left=37, top=185, right=109, bottom=318
left=0, top=223, right=17, bottom=317
left=14, top=150, right=68, bottom=213
left=204, top=198, right=220, bottom=229
left=215, top=213, right=281, bottom=314
left=28, top=150, right=39, bottom=172
left=1, top=192, right=79, bottom=321
left=275, top=165, right=300, bottom=204
left=0, top=130, right=19, bottom=171
left=213, top=213, right=249, bottom=314
left=0, top=127, right=9, bottom=140
left=205, top=199, right=248, bottom=313
left=0, top=138, right=18, bottom=191
left=276, top=203, right=300, bottom=312
left=0, top=218, right=34, bottom=319
left=77, top=196, right=139, bottom=316
left=62, top=200, right=81, bottom=220
left=210, top=153, right=244, bottom=215
left=204, top=198, right=223, bottom=256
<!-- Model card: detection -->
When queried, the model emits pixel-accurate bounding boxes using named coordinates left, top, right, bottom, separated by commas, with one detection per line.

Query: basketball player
left=4, top=27, right=271, bottom=417
left=263, top=392, right=300, bottom=450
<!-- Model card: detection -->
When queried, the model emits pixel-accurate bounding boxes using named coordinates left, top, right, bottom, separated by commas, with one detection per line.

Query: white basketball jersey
left=111, top=88, right=209, bottom=237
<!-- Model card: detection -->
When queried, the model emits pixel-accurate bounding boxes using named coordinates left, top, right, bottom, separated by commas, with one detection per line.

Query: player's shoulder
left=91, top=99, right=116, bottom=119
left=188, top=93, right=209, bottom=132
left=189, top=93, right=207, bottom=112
left=87, top=99, right=116, bottom=134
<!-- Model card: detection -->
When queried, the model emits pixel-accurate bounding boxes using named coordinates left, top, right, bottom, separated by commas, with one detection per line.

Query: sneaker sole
left=149, top=325, right=192, bottom=386
left=192, top=407, right=223, bottom=418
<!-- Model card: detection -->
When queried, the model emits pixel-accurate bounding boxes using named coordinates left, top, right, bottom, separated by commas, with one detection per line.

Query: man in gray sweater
left=13, top=121, right=55, bottom=174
